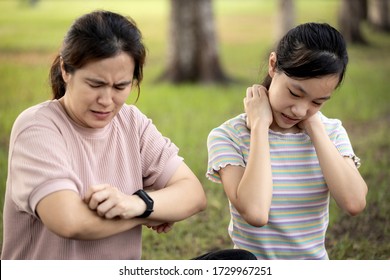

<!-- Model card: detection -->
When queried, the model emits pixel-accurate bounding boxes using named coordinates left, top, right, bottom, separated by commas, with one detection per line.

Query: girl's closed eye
left=312, top=101, right=323, bottom=106
left=289, top=89, right=300, bottom=98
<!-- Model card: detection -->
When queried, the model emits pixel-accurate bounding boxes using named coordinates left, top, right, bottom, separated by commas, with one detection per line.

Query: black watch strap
left=134, top=189, right=154, bottom=218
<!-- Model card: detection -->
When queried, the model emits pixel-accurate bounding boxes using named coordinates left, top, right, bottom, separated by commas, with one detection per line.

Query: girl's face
left=60, top=52, right=135, bottom=129
left=267, top=52, right=340, bottom=133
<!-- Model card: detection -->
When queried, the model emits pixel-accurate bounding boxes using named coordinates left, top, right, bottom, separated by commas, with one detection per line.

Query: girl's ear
left=268, top=52, right=277, bottom=78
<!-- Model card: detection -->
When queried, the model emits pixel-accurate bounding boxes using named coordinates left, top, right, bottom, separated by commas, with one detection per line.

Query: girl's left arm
left=302, top=115, right=368, bottom=216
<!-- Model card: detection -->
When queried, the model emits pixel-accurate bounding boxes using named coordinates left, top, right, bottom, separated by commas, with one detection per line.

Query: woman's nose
left=97, top=88, right=113, bottom=106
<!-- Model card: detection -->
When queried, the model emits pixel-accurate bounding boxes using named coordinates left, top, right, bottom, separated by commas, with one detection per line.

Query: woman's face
left=267, top=52, right=340, bottom=133
left=60, top=52, right=135, bottom=129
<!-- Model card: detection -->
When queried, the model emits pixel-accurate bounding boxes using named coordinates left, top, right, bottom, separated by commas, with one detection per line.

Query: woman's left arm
left=301, top=115, right=368, bottom=216
left=145, top=162, right=207, bottom=222
left=85, top=162, right=207, bottom=223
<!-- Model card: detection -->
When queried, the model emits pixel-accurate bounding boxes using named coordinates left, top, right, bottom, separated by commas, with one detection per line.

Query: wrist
left=305, top=122, right=327, bottom=141
left=251, top=121, right=270, bottom=134
left=133, top=190, right=154, bottom=218
left=133, top=194, right=147, bottom=217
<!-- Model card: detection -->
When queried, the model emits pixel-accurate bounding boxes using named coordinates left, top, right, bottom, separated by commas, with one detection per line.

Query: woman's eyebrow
left=85, top=78, right=132, bottom=86
left=114, top=80, right=132, bottom=87
left=85, top=77, right=106, bottom=84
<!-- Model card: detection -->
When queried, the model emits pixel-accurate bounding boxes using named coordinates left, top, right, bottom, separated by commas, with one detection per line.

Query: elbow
left=342, top=190, right=367, bottom=216
left=199, top=195, right=207, bottom=212
left=195, top=181, right=208, bottom=212
left=49, top=220, right=84, bottom=239
left=49, top=213, right=96, bottom=240
left=344, top=198, right=367, bottom=216
left=184, top=188, right=207, bottom=218
left=241, top=206, right=269, bottom=227
left=194, top=191, right=208, bottom=213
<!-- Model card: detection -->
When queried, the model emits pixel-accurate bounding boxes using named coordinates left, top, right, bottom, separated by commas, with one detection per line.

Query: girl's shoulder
left=212, top=113, right=249, bottom=135
left=318, top=112, right=345, bottom=133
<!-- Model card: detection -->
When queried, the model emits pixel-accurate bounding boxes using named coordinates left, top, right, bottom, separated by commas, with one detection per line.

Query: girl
left=206, top=22, right=368, bottom=259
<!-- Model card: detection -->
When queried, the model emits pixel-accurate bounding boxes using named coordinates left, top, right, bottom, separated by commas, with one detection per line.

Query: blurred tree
left=276, top=0, right=295, bottom=41
left=160, top=0, right=230, bottom=84
left=338, top=0, right=367, bottom=44
left=368, top=0, right=390, bottom=32
left=20, top=0, right=39, bottom=7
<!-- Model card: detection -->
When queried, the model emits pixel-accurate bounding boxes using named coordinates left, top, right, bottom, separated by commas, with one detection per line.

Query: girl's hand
left=243, top=85, right=273, bottom=130
left=84, top=184, right=145, bottom=219
left=297, top=112, right=323, bottom=135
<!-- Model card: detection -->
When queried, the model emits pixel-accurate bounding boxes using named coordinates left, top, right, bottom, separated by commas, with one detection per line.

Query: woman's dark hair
left=50, top=10, right=146, bottom=99
left=262, top=22, right=348, bottom=89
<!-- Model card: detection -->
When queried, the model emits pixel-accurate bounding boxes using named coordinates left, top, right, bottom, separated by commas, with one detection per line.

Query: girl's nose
left=291, top=103, right=308, bottom=118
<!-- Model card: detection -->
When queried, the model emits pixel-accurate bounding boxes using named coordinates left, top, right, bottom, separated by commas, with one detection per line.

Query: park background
left=0, top=0, right=389, bottom=259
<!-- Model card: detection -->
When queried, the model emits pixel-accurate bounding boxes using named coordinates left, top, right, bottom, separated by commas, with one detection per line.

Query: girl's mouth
left=281, top=113, right=301, bottom=124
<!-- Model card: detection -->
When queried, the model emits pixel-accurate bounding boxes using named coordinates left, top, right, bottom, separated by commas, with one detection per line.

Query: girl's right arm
left=219, top=85, right=273, bottom=227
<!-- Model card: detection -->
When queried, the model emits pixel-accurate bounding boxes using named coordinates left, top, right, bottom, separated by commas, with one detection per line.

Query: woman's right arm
left=219, top=85, right=273, bottom=227
left=36, top=190, right=147, bottom=240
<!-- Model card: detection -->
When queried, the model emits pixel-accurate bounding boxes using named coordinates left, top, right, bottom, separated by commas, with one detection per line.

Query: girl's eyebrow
left=291, top=82, right=308, bottom=95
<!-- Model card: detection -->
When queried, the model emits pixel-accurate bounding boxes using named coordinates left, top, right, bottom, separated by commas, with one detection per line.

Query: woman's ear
left=60, top=57, right=70, bottom=83
left=268, top=52, right=277, bottom=78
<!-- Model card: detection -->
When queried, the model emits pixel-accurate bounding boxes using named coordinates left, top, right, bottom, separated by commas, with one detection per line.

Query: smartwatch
left=134, top=189, right=154, bottom=218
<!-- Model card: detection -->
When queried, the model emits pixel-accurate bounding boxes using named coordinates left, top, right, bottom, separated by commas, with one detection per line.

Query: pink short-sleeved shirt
left=2, top=100, right=183, bottom=259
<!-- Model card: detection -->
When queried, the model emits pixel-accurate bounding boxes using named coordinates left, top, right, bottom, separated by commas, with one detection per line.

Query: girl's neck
left=269, top=122, right=302, bottom=134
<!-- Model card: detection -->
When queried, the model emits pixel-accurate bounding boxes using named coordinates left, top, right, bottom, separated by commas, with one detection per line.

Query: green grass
left=0, top=0, right=389, bottom=260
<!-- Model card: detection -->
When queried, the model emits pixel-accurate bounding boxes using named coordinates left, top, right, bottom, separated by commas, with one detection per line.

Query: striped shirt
left=206, top=112, right=357, bottom=259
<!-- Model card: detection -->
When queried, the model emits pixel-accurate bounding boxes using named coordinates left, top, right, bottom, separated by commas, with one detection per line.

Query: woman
left=206, top=22, right=368, bottom=259
left=1, top=10, right=207, bottom=260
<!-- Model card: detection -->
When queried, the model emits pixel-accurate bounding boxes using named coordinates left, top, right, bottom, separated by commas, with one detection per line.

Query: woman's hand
left=84, top=184, right=146, bottom=219
left=145, top=222, right=175, bottom=234
left=244, top=85, right=273, bottom=130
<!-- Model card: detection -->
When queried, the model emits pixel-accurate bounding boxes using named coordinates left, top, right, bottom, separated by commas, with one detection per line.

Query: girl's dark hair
left=50, top=10, right=146, bottom=99
left=262, top=22, right=348, bottom=89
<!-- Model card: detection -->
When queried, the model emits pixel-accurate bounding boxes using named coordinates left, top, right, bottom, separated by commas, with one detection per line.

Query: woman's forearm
left=37, top=190, right=145, bottom=240
left=146, top=163, right=207, bottom=222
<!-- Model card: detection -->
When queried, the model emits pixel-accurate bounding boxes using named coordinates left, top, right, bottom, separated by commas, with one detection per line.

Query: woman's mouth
left=91, top=110, right=111, bottom=120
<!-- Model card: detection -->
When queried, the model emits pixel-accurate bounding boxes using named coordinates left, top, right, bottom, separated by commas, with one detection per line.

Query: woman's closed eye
left=114, top=85, right=127, bottom=91
left=89, top=83, right=102, bottom=88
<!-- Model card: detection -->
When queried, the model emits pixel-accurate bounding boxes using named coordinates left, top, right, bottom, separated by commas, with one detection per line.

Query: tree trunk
left=276, top=0, right=295, bottom=41
left=338, top=0, right=367, bottom=44
left=161, top=0, right=229, bottom=84
left=368, top=0, right=390, bottom=32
